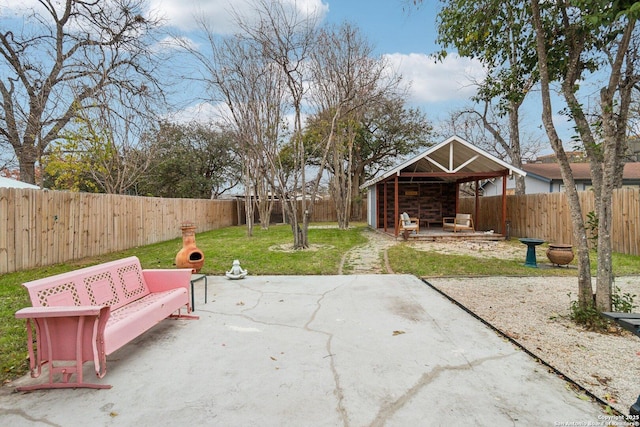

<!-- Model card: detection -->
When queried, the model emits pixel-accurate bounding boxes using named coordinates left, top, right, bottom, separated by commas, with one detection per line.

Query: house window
left=560, top=184, right=581, bottom=192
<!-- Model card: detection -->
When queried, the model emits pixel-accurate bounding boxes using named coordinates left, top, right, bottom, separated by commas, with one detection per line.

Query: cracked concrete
left=0, top=274, right=607, bottom=426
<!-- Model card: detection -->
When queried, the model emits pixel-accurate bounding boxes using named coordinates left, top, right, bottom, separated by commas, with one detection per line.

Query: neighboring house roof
left=533, top=151, right=586, bottom=163
left=522, top=162, right=640, bottom=181
left=0, top=176, right=40, bottom=189
left=360, top=136, right=527, bottom=189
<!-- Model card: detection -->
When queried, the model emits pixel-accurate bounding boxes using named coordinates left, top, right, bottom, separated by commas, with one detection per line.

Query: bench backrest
left=455, top=213, right=472, bottom=227
left=23, top=256, right=150, bottom=311
left=401, top=212, right=411, bottom=225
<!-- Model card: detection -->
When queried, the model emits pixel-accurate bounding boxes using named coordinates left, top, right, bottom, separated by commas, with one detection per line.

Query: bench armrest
left=143, top=269, right=193, bottom=293
left=15, top=306, right=105, bottom=319
left=14, top=305, right=110, bottom=382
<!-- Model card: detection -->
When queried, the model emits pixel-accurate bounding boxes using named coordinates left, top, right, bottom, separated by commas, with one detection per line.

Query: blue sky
left=147, top=0, right=569, bottom=148
left=150, top=0, right=498, bottom=134
left=2, top=0, right=572, bottom=151
left=320, top=1, right=573, bottom=148
left=324, top=1, right=439, bottom=55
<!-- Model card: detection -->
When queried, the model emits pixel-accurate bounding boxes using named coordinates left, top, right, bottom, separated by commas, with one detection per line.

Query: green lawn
left=387, top=239, right=640, bottom=277
left=2, top=224, right=639, bottom=385
left=388, top=244, right=546, bottom=277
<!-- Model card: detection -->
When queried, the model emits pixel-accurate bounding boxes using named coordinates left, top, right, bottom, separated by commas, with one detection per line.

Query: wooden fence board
left=0, top=189, right=239, bottom=274
left=461, top=188, right=640, bottom=255
left=0, top=190, right=7, bottom=272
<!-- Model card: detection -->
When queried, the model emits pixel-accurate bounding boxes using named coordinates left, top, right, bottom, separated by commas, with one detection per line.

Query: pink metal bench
left=14, top=256, right=197, bottom=390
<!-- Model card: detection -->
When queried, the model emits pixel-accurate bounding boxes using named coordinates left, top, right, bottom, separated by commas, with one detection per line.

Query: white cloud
left=148, top=0, right=242, bottom=33
left=148, top=0, right=328, bottom=33
left=167, top=101, right=232, bottom=124
left=0, top=0, right=41, bottom=13
left=384, top=52, right=486, bottom=104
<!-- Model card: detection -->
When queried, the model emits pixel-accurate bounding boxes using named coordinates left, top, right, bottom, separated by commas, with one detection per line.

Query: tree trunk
left=594, top=19, right=637, bottom=311
left=331, top=140, right=352, bottom=230
left=243, top=164, right=254, bottom=237
left=256, top=176, right=273, bottom=230
left=508, top=102, right=526, bottom=195
left=16, top=142, right=38, bottom=185
left=531, top=0, right=593, bottom=308
left=595, top=173, right=613, bottom=311
left=19, top=158, right=37, bottom=185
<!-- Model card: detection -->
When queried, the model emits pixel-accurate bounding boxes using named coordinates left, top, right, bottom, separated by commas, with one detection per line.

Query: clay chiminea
left=175, top=222, right=205, bottom=273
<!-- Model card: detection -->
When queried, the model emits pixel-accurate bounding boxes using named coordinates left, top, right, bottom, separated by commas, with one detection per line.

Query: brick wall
left=376, top=182, right=456, bottom=229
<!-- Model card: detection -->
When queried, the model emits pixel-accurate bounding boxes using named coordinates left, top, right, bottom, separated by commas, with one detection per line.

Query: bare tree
left=215, top=38, right=282, bottom=233
left=440, top=105, right=545, bottom=165
left=0, top=0, right=164, bottom=185
left=180, top=14, right=288, bottom=234
left=308, top=22, right=402, bottom=229
left=234, top=0, right=320, bottom=248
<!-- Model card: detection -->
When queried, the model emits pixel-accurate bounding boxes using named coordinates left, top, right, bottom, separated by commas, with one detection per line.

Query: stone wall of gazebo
left=376, top=182, right=456, bottom=229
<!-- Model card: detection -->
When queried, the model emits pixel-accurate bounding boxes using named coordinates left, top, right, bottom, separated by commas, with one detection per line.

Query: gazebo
left=360, top=136, right=527, bottom=237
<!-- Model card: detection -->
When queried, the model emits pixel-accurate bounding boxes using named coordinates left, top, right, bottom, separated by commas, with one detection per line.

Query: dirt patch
left=268, top=243, right=335, bottom=253
left=408, top=240, right=525, bottom=260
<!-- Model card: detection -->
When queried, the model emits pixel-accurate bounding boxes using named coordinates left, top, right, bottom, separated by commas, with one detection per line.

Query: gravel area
left=344, top=232, right=640, bottom=415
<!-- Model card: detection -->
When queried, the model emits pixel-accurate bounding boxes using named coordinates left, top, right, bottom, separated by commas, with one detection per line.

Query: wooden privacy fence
left=1, top=189, right=367, bottom=274
left=0, top=188, right=237, bottom=274
left=459, top=188, right=640, bottom=256
left=256, top=199, right=366, bottom=224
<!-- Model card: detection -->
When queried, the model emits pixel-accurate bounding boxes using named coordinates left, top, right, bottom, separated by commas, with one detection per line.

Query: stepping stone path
left=339, top=229, right=397, bottom=274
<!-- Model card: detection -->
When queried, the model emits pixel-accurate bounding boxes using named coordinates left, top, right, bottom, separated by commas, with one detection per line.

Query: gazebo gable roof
left=360, top=136, right=527, bottom=189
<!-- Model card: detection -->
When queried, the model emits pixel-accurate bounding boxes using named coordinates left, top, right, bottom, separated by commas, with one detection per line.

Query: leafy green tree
left=416, top=0, right=639, bottom=313
left=42, top=127, right=103, bottom=192
left=355, top=97, right=433, bottom=184
left=303, top=96, right=432, bottom=222
left=305, top=97, right=432, bottom=184
left=531, top=0, right=640, bottom=312
left=137, top=122, right=241, bottom=199
left=434, top=0, right=538, bottom=194
left=42, top=105, right=153, bottom=194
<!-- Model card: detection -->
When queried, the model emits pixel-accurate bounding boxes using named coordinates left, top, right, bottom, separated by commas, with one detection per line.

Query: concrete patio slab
left=1, top=274, right=607, bottom=426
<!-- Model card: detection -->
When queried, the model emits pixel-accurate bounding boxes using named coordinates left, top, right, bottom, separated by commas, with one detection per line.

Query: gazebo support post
left=383, top=181, right=388, bottom=233
left=502, top=170, right=508, bottom=234
left=394, top=174, right=399, bottom=237
left=474, top=179, right=480, bottom=228
left=454, top=182, right=459, bottom=212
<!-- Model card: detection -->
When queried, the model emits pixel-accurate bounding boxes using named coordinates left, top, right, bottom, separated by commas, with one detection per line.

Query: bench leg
left=17, top=313, right=112, bottom=391
left=190, top=275, right=208, bottom=312
left=169, top=307, right=199, bottom=320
